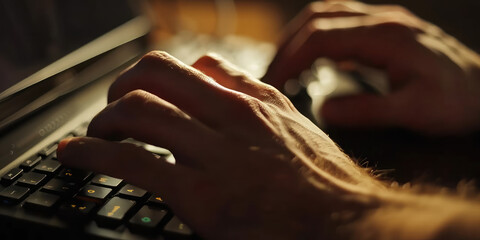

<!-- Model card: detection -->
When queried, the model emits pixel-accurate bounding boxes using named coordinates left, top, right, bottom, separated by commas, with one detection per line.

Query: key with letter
left=96, top=197, right=135, bottom=228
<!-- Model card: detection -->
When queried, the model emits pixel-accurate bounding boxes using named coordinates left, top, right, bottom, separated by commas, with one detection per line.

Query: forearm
left=342, top=189, right=480, bottom=240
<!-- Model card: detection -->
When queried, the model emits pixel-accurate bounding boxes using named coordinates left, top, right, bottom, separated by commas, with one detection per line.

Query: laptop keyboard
left=0, top=122, right=193, bottom=239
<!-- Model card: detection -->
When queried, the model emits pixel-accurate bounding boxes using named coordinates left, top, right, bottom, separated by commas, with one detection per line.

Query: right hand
left=263, top=1, right=480, bottom=135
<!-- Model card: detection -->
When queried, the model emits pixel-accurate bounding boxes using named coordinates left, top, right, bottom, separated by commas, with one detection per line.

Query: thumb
left=320, top=94, right=397, bottom=128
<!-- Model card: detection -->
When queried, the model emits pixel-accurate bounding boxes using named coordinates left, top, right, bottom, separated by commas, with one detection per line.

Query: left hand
left=58, top=52, right=382, bottom=239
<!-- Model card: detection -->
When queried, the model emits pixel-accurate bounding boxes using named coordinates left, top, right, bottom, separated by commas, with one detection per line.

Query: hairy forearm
left=305, top=152, right=480, bottom=240
left=342, top=189, right=480, bottom=240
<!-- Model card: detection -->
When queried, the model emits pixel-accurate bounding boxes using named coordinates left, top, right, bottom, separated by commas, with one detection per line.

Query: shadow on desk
left=325, top=127, right=480, bottom=189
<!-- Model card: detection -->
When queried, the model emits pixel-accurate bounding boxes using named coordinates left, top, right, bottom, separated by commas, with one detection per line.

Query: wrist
left=341, top=188, right=480, bottom=240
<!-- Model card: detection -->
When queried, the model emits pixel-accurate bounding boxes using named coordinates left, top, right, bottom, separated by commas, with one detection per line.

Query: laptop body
left=0, top=1, right=181, bottom=239
left=0, top=1, right=278, bottom=239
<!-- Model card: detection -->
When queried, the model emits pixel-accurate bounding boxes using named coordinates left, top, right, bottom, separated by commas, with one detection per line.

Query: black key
left=38, top=144, right=58, bottom=157
left=0, top=185, right=30, bottom=204
left=91, top=174, right=123, bottom=188
left=129, top=205, right=168, bottom=233
left=24, top=191, right=60, bottom=212
left=58, top=199, right=96, bottom=222
left=57, top=168, right=92, bottom=184
left=163, top=216, right=193, bottom=236
left=42, top=178, right=76, bottom=196
left=118, top=184, right=147, bottom=200
left=20, top=156, right=42, bottom=170
left=147, top=194, right=167, bottom=207
left=34, top=159, right=61, bottom=174
left=77, top=185, right=112, bottom=203
left=96, top=197, right=135, bottom=228
left=1, top=168, right=23, bottom=184
left=17, top=172, right=47, bottom=188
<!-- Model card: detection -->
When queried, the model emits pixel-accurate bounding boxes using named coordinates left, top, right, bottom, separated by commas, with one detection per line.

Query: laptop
left=0, top=1, right=198, bottom=239
left=0, top=1, right=277, bottom=239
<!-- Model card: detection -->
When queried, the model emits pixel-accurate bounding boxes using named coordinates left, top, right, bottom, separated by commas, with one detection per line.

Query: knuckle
left=304, top=2, right=320, bottom=16
left=388, top=5, right=412, bottom=15
left=118, top=89, right=151, bottom=112
left=230, top=94, right=264, bottom=114
left=261, top=84, right=282, bottom=99
left=261, top=86, right=294, bottom=109
left=306, top=1, right=351, bottom=14
left=230, top=73, right=249, bottom=85
left=306, top=22, right=330, bottom=40
left=118, top=90, right=186, bottom=121
left=196, top=54, right=222, bottom=67
left=137, top=50, right=172, bottom=68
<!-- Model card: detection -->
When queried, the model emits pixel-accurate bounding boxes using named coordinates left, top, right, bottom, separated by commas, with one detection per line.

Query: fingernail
left=57, top=137, right=73, bottom=161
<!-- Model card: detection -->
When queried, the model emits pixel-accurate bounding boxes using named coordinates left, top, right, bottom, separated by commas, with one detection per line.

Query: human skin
left=58, top=52, right=480, bottom=240
left=263, top=1, right=480, bottom=135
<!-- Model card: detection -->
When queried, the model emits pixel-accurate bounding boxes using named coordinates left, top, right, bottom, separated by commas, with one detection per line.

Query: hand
left=57, top=52, right=382, bottom=239
left=264, top=1, right=480, bottom=135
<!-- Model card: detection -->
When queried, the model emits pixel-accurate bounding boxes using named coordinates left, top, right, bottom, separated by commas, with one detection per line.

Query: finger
left=278, top=1, right=367, bottom=51
left=264, top=1, right=367, bottom=87
left=265, top=14, right=429, bottom=89
left=87, top=89, right=220, bottom=167
left=57, top=137, right=220, bottom=232
left=320, top=94, right=399, bottom=127
left=108, top=51, right=242, bottom=127
left=192, top=54, right=282, bottom=101
left=57, top=137, right=205, bottom=199
left=277, top=1, right=414, bottom=50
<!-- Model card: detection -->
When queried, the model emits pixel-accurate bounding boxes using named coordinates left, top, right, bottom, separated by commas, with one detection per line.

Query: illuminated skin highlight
left=58, top=1, right=480, bottom=239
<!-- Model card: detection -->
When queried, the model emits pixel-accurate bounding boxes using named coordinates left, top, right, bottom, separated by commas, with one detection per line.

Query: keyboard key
left=118, top=184, right=147, bottom=200
left=1, top=168, right=23, bottom=184
left=17, top=172, right=47, bottom=188
left=38, top=144, right=58, bottom=157
left=0, top=185, right=30, bottom=204
left=24, top=191, right=60, bottom=212
left=34, top=159, right=61, bottom=174
left=77, top=185, right=112, bottom=203
left=20, top=156, right=42, bottom=170
left=147, top=194, right=167, bottom=207
left=129, top=205, right=168, bottom=233
left=96, top=197, right=135, bottom=228
left=58, top=199, right=96, bottom=222
left=42, top=178, right=76, bottom=196
left=163, top=216, right=193, bottom=237
left=91, top=174, right=123, bottom=188
left=57, top=168, right=92, bottom=184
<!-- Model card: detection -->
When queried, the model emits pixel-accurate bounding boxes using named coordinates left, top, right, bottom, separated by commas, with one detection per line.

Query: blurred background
left=148, top=0, right=480, bottom=51
left=1, top=0, right=480, bottom=190
left=147, top=0, right=480, bottom=190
